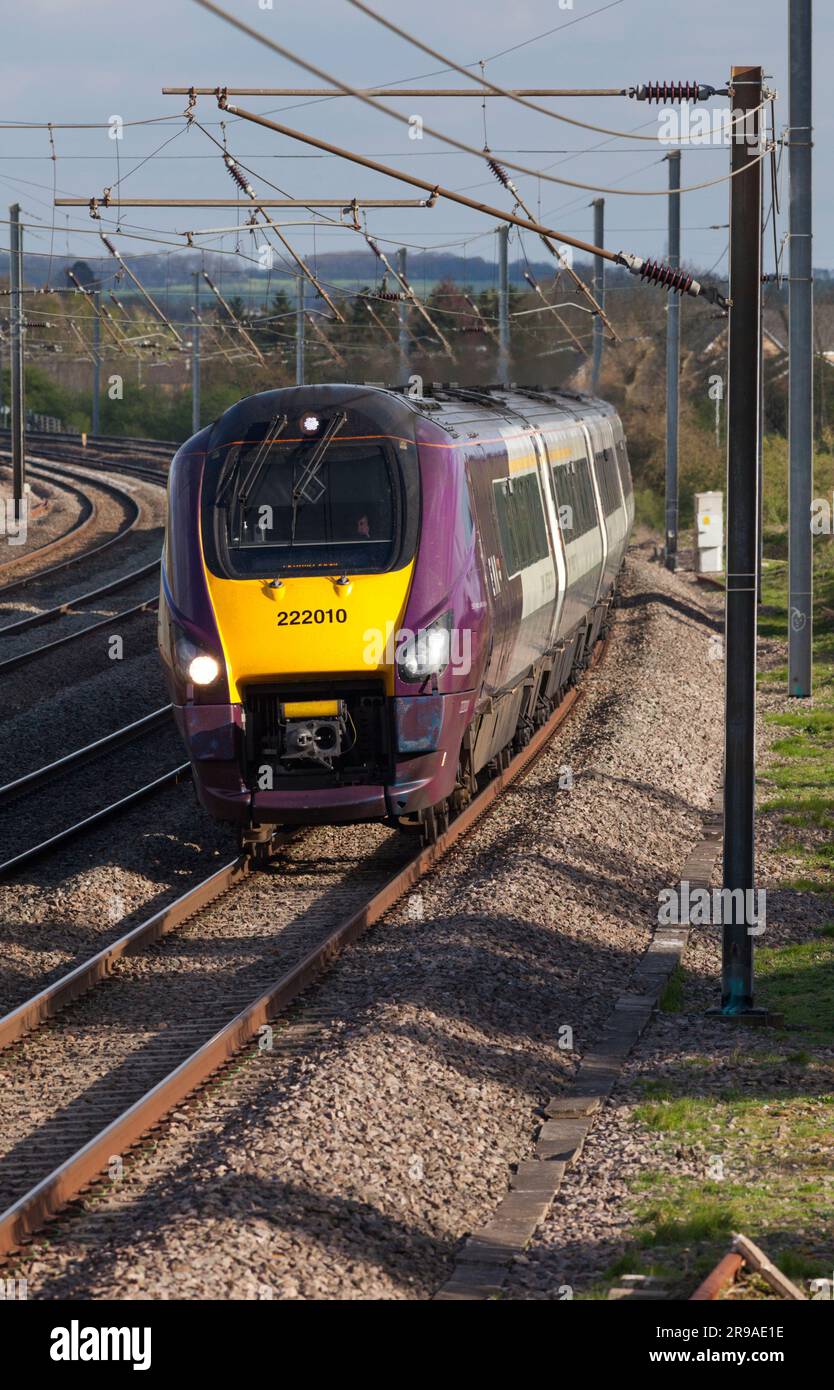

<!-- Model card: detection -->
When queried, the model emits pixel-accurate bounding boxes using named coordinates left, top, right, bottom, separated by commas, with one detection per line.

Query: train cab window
left=209, top=436, right=403, bottom=577
left=493, top=471, right=549, bottom=577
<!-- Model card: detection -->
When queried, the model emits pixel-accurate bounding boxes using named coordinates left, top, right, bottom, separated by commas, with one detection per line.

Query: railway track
left=0, top=590, right=159, bottom=677
left=0, top=467, right=99, bottom=588
left=0, top=558, right=160, bottom=638
left=0, top=458, right=148, bottom=599
left=0, top=660, right=594, bottom=1257
left=0, top=707, right=186, bottom=876
left=0, top=454, right=167, bottom=671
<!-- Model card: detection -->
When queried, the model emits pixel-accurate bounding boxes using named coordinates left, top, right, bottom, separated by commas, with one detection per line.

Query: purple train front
left=158, top=383, right=633, bottom=842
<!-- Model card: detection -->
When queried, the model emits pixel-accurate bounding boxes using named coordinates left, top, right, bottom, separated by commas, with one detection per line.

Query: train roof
left=356, top=382, right=621, bottom=436
left=205, top=382, right=622, bottom=454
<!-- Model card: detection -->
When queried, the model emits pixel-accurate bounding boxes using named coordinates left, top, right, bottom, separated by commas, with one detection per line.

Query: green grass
left=658, top=966, right=685, bottom=1013
left=757, top=537, right=834, bottom=896
left=638, top=1194, right=743, bottom=1247
left=756, top=933, right=834, bottom=1037
left=580, top=1077, right=834, bottom=1298
left=632, top=1092, right=736, bottom=1137
left=577, top=459, right=834, bottom=1301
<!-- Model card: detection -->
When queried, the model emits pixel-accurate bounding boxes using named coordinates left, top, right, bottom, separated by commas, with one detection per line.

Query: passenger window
left=595, top=449, right=621, bottom=517
left=493, top=472, right=549, bottom=576
left=551, top=455, right=597, bottom=541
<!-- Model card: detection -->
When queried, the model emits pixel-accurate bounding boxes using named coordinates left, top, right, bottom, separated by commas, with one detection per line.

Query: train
left=158, top=382, right=634, bottom=847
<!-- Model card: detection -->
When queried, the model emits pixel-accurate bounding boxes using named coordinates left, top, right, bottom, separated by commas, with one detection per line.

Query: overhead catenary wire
left=222, top=153, right=346, bottom=322
left=211, top=101, right=730, bottom=309
left=188, top=0, right=774, bottom=199
left=486, top=156, right=615, bottom=338
left=65, top=268, right=139, bottom=358
left=187, top=116, right=348, bottom=321
left=362, top=230, right=455, bottom=359
left=199, top=269, right=266, bottom=364
left=4, top=29, right=733, bottom=375
left=342, top=0, right=723, bottom=143
left=305, top=310, right=346, bottom=369
left=98, top=233, right=184, bottom=345
left=3, top=209, right=730, bottom=335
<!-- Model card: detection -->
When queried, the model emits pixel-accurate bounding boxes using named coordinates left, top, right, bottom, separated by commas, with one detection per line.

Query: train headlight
left=188, top=654, right=220, bottom=686
left=172, top=625, right=222, bottom=688
left=397, top=611, right=453, bottom=682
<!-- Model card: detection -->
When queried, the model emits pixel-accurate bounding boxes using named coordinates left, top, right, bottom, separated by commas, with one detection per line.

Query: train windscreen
left=203, top=430, right=415, bottom=578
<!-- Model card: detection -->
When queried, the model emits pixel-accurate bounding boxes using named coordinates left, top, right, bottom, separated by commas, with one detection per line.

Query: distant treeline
left=1, top=247, right=712, bottom=296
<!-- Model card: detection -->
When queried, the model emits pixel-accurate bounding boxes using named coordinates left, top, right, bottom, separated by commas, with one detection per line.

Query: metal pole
left=91, top=285, right=101, bottom=438
left=758, top=306, right=764, bottom=604
left=788, top=0, right=813, bottom=697
left=192, top=270, right=201, bottom=436
left=397, top=246, right=409, bottom=385
left=665, top=152, right=681, bottom=572
left=498, top=224, right=510, bottom=386
left=9, top=204, right=24, bottom=521
left=721, top=65, right=763, bottom=1015
left=591, top=198, right=605, bottom=393
left=295, top=276, right=305, bottom=385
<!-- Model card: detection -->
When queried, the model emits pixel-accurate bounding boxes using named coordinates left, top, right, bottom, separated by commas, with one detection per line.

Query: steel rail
left=0, top=651, right=596, bottom=1255
left=0, top=763, right=190, bottom=879
left=0, top=460, right=142, bottom=597
left=0, top=706, right=173, bottom=807
left=0, top=559, right=160, bottom=637
left=18, top=432, right=175, bottom=464
left=39, top=454, right=169, bottom=488
left=29, top=448, right=168, bottom=487
left=694, top=572, right=725, bottom=591
left=0, top=594, right=158, bottom=677
left=690, top=1251, right=746, bottom=1300
left=0, top=467, right=96, bottom=583
left=1, top=428, right=178, bottom=453
left=0, top=856, right=249, bottom=1049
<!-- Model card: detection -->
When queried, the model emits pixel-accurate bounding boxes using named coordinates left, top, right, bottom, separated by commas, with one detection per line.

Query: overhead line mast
left=719, top=64, right=765, bottom=1018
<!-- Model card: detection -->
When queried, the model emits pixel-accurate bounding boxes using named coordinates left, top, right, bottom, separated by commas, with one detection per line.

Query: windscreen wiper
left=237, top=414, right=288, bottom=519
left=214, top=413, right=287, bottom=513
left=290, top=412, right=347, bottom=542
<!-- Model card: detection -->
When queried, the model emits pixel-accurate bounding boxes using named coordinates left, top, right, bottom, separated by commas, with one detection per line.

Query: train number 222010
left=276, top=608, right=348, bottom=626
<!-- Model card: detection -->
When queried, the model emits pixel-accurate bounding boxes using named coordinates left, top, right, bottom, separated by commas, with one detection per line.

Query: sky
left=1, top=0, right=831, bottom=284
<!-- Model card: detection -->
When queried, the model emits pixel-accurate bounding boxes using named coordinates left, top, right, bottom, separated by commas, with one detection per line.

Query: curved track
left=0, top=452, right=167, bottom=669
left=0, top=459, right=144, bottom=599
left=0, top=468, right=99, bottom=588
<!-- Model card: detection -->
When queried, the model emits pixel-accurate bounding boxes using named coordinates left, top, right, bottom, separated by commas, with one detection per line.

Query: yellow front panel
left=205, top=564, right=415, bottom=701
